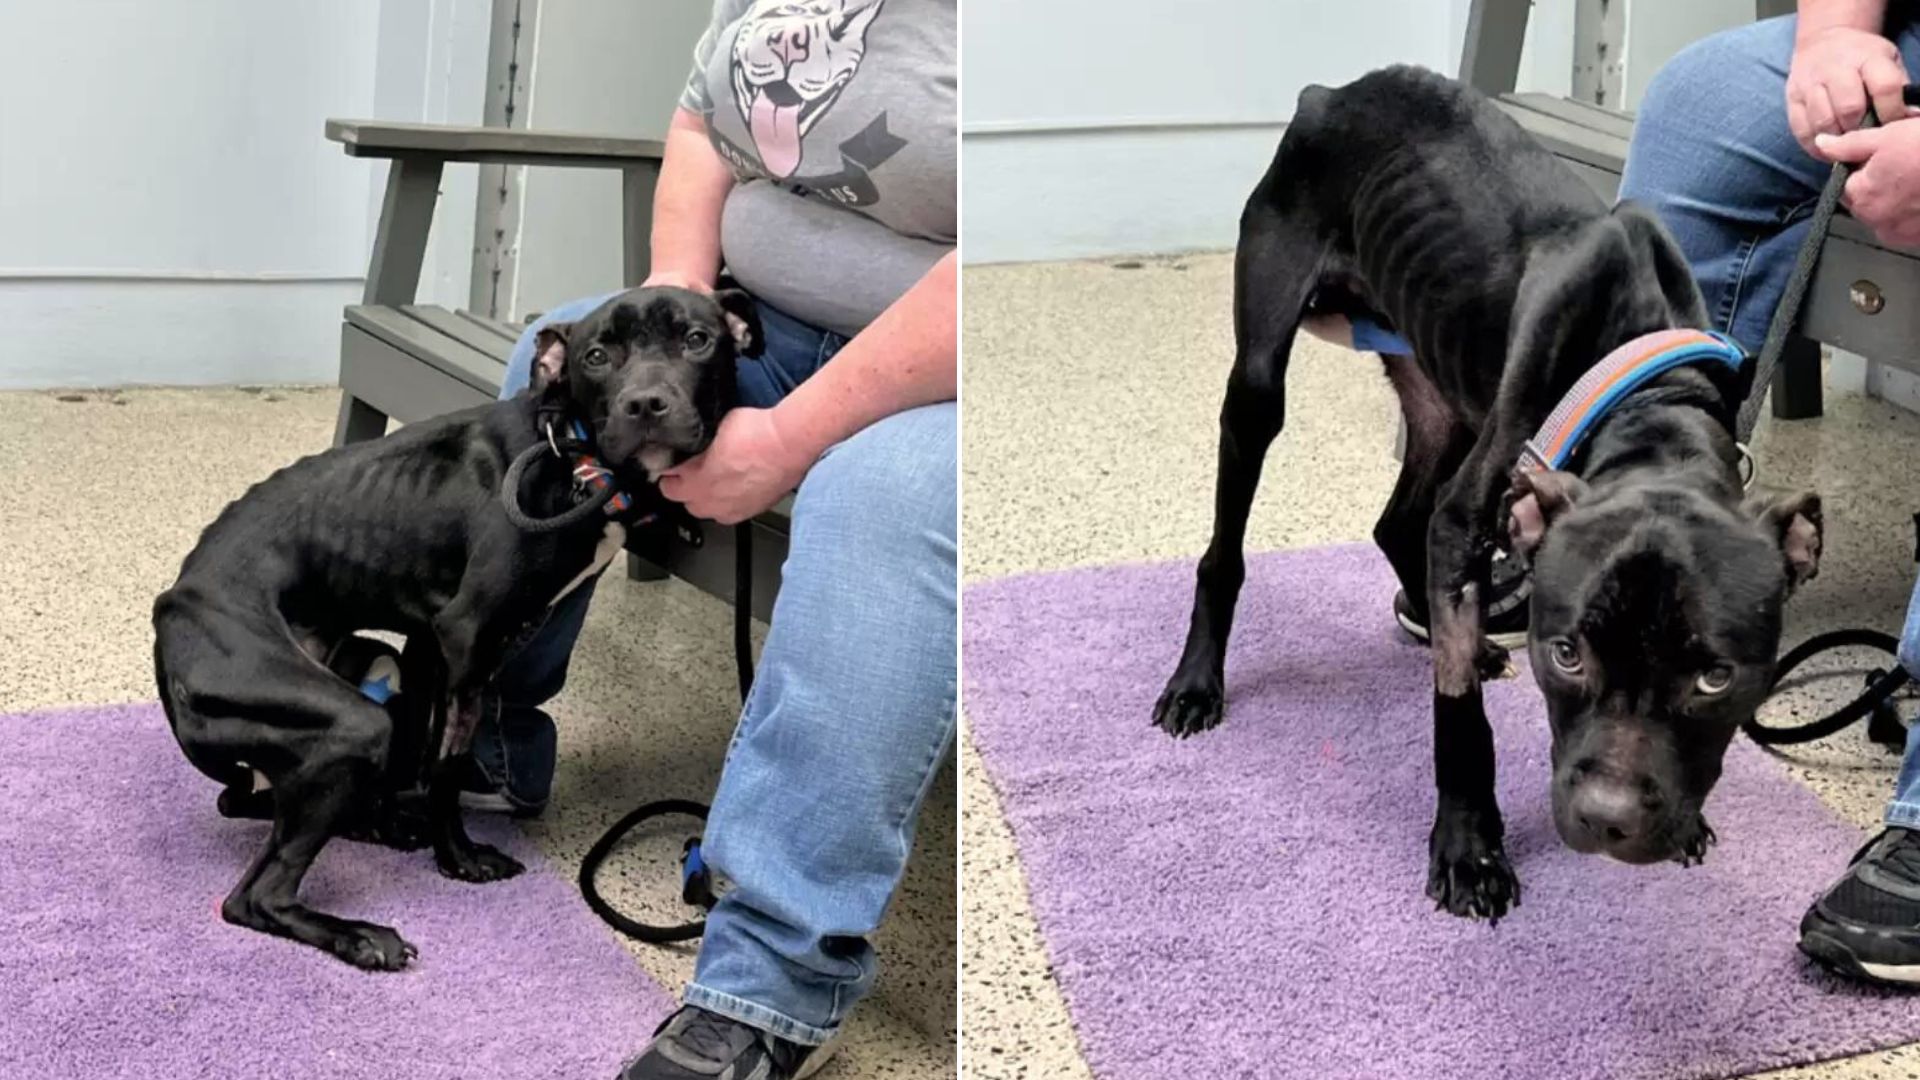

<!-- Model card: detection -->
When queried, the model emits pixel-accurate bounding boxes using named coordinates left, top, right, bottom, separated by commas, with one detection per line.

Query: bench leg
left=626, top=551, right=670, bottom=582
left=334, top=393, right=388, bottom=446
left=1770, top=335, right=1824, bottom=421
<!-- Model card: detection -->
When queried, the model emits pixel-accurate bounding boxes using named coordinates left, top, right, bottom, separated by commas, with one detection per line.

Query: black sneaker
left=458, top=703, right=555, bottom=818
left=1393, top=552, right=1532, bottom=650
left=1800, top=827, right=1920, bottom=985
left=617, top=1007, right=817, bottom=1080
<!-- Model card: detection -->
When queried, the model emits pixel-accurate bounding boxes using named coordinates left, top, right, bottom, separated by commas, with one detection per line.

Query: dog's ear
left=1508, top=468, right=1590, bottom=558
left=1749, top=491, right=1823, bottom=591
left=531, top=322, right=574, bottom=394
left=712, top=288, right=763, bottom=358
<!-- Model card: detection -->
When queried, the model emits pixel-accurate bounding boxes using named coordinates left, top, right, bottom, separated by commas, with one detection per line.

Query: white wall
left=0, top=0, right=486, bottom=390
left=501, top=0, right=710, bottom=321
left=962, top=0, right=1575, bottom=263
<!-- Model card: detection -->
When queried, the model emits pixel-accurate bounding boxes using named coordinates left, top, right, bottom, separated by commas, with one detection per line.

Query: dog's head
left=531, top=286, right=761, bottom=479
left=1511, top=470, right=1822, bottom=864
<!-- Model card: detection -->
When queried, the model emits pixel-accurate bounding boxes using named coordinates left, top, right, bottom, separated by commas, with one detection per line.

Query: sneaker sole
left=1394, top=608, right=1530, bottom=653
left=457, top=790, right=546, bottom=818
left=1800, top=923, right=1920, bottom=986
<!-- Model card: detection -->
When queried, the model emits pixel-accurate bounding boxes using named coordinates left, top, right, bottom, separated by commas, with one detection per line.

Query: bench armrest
left=325, top=119, right=665, bottom=169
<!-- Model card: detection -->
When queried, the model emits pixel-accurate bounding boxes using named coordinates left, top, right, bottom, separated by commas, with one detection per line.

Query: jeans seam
left=1719, top=231, right=1759, bottom=334
left=684, top=983, right=837, bottom=1046
left=827, top=676, right=957, bottom=1025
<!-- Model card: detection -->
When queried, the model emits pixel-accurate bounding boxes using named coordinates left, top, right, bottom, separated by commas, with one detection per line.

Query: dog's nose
left=618, top=389, right=673, bottom=420
left=1569, top=769, right=1661, bottom=844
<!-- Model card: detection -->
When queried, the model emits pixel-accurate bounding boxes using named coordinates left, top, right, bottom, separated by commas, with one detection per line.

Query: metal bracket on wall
left=470, top=0, right=535, bottom=320
left=1572, top=0, right=1625, bottom=108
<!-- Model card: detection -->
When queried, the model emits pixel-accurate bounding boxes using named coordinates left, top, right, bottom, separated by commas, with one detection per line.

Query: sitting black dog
left=154, top=285, right=758, bottom=969
left=1152, top=66, right=1823, bottom=922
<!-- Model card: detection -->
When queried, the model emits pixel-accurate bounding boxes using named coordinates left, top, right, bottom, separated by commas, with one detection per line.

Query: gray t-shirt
left=680, top=0, right=955, bottom=337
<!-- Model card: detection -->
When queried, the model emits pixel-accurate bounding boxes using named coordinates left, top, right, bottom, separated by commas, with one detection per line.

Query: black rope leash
left=501, top=439, right=618, bottom=532
left=1735, top=91, right=1919, bottom=748
left=495, top=410, right=759, bottom=942
left=576, top=520, right=757, bottom=944
left=1743, top=629, right=1910, bottom=747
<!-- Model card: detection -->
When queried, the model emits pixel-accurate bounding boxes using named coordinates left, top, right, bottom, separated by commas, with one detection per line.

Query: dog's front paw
left=1675, top=816, right=1718, bottom=867
left=1476, top=638, right=1516, bottom=681
left=1427, top=812, right=1520, bottom=924
left=329, top=921, right=418, bottom=972
left=1153, top=670, right=1224, bottom=738
left=371, top=801, right=433, bottom=852
left=436, top=842, right=525, bottom=883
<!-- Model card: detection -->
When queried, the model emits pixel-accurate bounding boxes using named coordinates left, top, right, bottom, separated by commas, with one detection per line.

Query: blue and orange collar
left=1517, top=328, right=1747, bottom=474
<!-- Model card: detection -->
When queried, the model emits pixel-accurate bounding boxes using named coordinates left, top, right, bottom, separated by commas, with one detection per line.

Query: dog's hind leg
left=1153, top=174, right=1329, bottom=738
left=226, top=744, right=417, bottom=970
left=167, top=622, right=418, bottom=968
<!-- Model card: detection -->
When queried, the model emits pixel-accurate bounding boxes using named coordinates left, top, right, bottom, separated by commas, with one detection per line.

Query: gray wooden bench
left=1465, top=0, right=1920, bottom=420
left=323, top=119, right=786, bottom=619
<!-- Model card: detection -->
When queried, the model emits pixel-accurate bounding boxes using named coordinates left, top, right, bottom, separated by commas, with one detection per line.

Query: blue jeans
left=1622, top=12, right=1920, bottom=824
left=497, top=292, right=957, bottom=1044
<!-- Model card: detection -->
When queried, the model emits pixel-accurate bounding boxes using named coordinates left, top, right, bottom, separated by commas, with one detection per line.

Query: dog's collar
left=1517, top=328, right=1747, bottom=475
left=546, top=417, right=638, bottom=519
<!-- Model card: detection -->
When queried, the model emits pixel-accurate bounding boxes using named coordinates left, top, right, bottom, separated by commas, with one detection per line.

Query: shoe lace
left=674, top=1009, right=747, bottom=1061
left=1878, top=830, right=1920, bottom=886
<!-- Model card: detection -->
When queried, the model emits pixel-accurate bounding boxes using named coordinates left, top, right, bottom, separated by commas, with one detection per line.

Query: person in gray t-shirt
left=489, top=3, right=956, bottom=1077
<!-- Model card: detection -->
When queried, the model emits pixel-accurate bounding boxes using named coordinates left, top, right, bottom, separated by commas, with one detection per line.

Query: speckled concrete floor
left=0, top=385, right=953, bottom=1079
left=961, top=252, right=1920, bottom=1080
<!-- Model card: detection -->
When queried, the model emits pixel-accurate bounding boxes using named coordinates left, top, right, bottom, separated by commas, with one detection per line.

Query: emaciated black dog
left=154, top=285, right=758, bottom=968
left=1153, top=67, right=1823, bottom=922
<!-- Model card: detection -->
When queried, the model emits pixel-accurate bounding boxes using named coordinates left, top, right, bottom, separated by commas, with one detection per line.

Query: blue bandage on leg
left=1350, top=317, right=1414, bottom=356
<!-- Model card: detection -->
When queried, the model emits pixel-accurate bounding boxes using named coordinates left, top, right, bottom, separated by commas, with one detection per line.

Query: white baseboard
left=1868, top=361, right=1920, bottom=416
left=962, top=124, right=1286, bottom=264
left=0, top=278, right=358, bottom=389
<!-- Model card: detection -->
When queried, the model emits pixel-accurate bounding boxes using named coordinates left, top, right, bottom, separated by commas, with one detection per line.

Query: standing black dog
left=1153, top=67, right=1823, bottom=922
left=154, top=285, right=757, bottom=968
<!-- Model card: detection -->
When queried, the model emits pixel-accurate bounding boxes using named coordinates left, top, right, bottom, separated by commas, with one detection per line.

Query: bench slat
left=1557, top=95, right=1638, bottom=130
left=341, top=324, right=495, bottom=424
left=1503, top=92, right=1636, bottom=142
left=455, top=309, right=522, bottom=344
left=345, top=305, right=506, bottom=396
left=326, top=120, right=665, bottom=168
left=402, top=305, right=516, bottom=363
left=1497, top=102, right=1629, bottom=173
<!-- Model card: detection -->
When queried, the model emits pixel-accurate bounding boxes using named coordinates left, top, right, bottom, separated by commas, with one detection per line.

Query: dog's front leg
left=426, top=690, right=525, bottom=883
left=1423, top=456, right=1520, bottom=923
left=426, top=593, right=527, bottom=883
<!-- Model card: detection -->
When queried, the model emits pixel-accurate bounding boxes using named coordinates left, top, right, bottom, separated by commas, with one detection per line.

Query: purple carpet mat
left=964, top=544, right=1920, bottom=1080
left=0, top=702, right=672, bottom=1079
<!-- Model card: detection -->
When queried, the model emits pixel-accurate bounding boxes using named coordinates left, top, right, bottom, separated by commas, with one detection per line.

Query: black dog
left=1152, top=67, right=1822, bottom=922
left=154, top=285, right=758, bottom=968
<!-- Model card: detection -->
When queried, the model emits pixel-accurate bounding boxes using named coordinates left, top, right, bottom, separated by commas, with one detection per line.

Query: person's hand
left=1788, top=26, right=1910, bottom=158
left=641, top=270, right=712, bottom=294
left=658, top=407, right=816, bottom=524
left=1817, top=122, right=1920, bottom=247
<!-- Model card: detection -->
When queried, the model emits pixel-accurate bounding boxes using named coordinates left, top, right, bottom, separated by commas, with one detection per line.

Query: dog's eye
left=1695, top=665, right=1735, bottom=695
left=583, top=347, right=610, bottom=368
left=1548, top=639, right=1582, bottom=675
left=685, top=329, right=713, bottom=352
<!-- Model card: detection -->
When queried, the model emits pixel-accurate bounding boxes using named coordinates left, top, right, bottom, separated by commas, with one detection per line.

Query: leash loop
left=500, top=440, right=617, bottom=533
left=578, top=800, right=714, bottom=943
